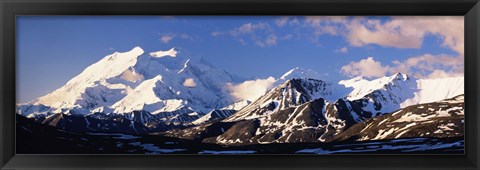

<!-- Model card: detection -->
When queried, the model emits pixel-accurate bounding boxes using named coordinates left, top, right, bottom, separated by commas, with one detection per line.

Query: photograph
left=15, top=16, right=464, bottom=154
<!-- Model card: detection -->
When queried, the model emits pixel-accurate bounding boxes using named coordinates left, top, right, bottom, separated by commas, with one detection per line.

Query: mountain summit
left=279, top=67, right=323, bottom=81
left=34, top=47, right=146, bottom=110
left=20, top=47, right=242, bottom=118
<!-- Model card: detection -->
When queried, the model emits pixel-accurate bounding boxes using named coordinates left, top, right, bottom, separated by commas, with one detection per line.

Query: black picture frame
left=1, top=0, right=479, bottom=169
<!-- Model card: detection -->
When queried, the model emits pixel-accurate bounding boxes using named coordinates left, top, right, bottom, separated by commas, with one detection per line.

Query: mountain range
left=16, top=46, right=465, bottom=146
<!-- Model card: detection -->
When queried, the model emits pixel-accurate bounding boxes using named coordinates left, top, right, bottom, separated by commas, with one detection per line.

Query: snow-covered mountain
left=402, top=77, right=464, bottom=107
left=16, top=46, right=464, bottom=141
left=223, top=73, right=463, bottom=124
left=169, top=78, right=371, bottom=144
left=34, top=47, right=146, bottom=110
left=224, top=78, right=336, bottom=122
left=167, top=74, right=464, bottom=145
left=339, top=73, right=464, bottom=115
left=18, top=47, right=242, bottom=119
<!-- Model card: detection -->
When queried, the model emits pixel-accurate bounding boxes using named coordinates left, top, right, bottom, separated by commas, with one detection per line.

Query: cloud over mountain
left=226, top=76, right=276, bottom=101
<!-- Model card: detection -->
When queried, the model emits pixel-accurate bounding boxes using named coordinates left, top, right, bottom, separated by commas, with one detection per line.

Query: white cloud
left=337, top=17, right=464, bottom=79
left=215, top=16, right=463, bottom=52
left=388, top=16, right=464, bottom=56
left=254, top=41, right=265, bottom=47
left=160, top=34, right=175, bottom=43
left=255, top=34, right=278, bottom=47
left=301, top=16, right=464, bottom=56
left=230, top=22, right=269, bottom=36
left=275, top=16, right=299, bottom=27
left=183, top=78, right=197, bottom=87
left=335, top=47, right=348, bottom=53
left=340, top=57, right=389, bottom=78
left=226, top=77, right=276, bottom=101
left=149, top=47, right=178, bottom=58
left=179, top=33, right=191, bottom=39
left=390, top=53, right=464, bottom=79
left=213, top=22, right=287, bottom=47
left=160, top=33, right=195, bottom=43
left=211, top=31, right=224, bottom=37
left=305, top=16, right=348, bottom=26
left=427, top=70, right=463, bottom=79
left=276, top=17, right=290, bottom=27
left=280, top=34, right=294, bottom=40
left=265, top=34, right=278, bottom=46
left=391, top=53, right=463, bottom=73
left=120, top=69, right=144, bottom=82
left=341, top=54, right=463, bottom=79
left=238, top=39, right=247, bottom=45
left=346, top=19, right=423, bottom=49
left=305, top=16, right=348, bottom=36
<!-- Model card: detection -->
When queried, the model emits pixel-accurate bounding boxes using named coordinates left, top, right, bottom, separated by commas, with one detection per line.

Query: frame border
left=1, top=0, right=479, bottom=169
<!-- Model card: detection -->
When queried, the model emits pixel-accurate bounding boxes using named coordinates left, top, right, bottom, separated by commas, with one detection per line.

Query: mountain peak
left=131, top=46, right=145, bottom=54
left=34, top=46, right=146, bottom=108
left=339, top=73, right=415, bottom=102
left=280, top=67, right=322, bottom=80
left=106, top=46, right=144, bottom=61
left=225, top=77, right=335, bottom=122
left=390, top=72, right=409, bottom=81
left=340, top=73, right=411, bottom=87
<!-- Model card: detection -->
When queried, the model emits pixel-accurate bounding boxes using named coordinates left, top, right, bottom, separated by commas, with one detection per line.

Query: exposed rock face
left=332, top=95, right=464, bottom=142
left=169, top=85, right=464, bottom=146
left=164, top=121, right=237, bottom=141
left=41, top=111, right=184, bottom=134
left=167, top=79, right=384, bottom=145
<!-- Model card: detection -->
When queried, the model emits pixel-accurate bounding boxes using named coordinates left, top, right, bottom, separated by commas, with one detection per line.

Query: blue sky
left=17, top=16, right=464, bottom=103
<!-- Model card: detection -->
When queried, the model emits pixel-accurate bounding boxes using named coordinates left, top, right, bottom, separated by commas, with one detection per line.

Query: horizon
left=17, top=16, right=464, bottom=103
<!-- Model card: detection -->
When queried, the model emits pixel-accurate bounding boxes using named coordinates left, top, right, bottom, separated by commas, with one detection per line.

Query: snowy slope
left=334, top=95, right=464, bottom=141
left=34, top=47, right=145, bottom=110
left=402, top=77, right=464, bottom=107
left=221, top=100, right=251, bottom=110
left=20, top=47, right=242, bottom=118
left=110, top=75, right=185, bottom=114
left=339, top=73, right=415, bottom=101
left=339, top=73, right=464, bottom=114
left=131, top=55, right=240, bottom=114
